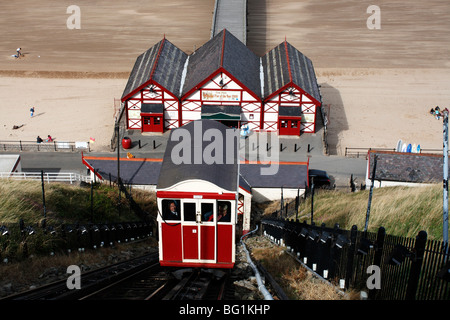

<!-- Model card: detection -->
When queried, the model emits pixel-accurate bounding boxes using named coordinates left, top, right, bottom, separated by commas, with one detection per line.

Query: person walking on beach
left=30, top=106, right=35, bottom=117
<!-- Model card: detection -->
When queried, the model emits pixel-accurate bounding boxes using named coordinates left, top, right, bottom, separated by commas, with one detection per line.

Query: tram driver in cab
left=164, top=200, right=180, bottom=220
left=217, top=203, right=230, bottom=222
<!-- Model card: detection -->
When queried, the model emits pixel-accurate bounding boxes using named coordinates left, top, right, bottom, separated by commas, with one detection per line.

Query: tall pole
left=116, top=123, right=121, bottom=202
left=364, top=155, right=378, bottom=232
left=442, top=110, right=449, bottom=253
left=310, top=179, right=314, bottom=225
left=41, top=170, right=46, bottom=228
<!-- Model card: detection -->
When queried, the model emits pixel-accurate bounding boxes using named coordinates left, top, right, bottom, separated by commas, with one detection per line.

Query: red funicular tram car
left=156, top=120, right=239, bottom=268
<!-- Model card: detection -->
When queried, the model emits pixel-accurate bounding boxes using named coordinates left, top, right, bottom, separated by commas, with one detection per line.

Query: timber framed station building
left=121, top=29, right=322, bottom=136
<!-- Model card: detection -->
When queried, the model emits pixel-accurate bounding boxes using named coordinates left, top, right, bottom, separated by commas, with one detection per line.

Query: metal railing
left=344, top=147, right=446, bottom=158
left=0, top=140, right=90, bottom=152
left=0, top=172, right=91, bottom=184
left=262, top=218, right=450, bottom=300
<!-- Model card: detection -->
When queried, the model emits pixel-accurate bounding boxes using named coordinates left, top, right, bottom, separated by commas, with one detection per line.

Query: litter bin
left=122, top=137, right=132, bottom=149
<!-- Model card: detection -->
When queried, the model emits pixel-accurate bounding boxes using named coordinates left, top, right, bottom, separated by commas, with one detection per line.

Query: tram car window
left=202, top=203, right=214, bottom=222
left=162, top=199, right=180, bottom=221
left=217, top=201, right=231, bottom=222
left=183, top=202, right=196, bottom=221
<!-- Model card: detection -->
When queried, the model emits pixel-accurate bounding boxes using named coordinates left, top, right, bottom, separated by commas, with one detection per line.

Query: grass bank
left=290, top=184, right=445, bottom=240
left=0, top=179, right=158, bottom=261
left=0, top=179, right=157, bottom=225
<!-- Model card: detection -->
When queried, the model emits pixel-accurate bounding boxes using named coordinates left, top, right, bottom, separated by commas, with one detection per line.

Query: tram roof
left=156, top=119, right=239, bottom=192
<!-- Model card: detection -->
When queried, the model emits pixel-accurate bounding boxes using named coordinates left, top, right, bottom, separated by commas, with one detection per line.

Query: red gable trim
left=220, top=29, right=226, bottom=68
left=150, top=37, right=166, bottom=81
left=284, top=41, right=293, bottom=83
left=81, top=152, right=104, bottom=181
left=181, top=68, right=262, bottom=102
left=122, top=79, right=178, bottom=103
left=264, top=82, right=321, bottom=106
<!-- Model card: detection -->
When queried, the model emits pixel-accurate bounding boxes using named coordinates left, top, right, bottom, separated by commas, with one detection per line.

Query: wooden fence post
left=345, top=225, right=358, bottom=289
left=405, top=230, right=427, bottom=300
left=369, top=226, right=386, bottom=300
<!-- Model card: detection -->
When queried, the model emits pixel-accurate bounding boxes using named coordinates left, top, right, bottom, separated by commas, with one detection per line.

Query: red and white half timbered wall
left=263, top=85, right=318, bottom=133
left=125, top=82, right=179, bottom=130
left=181, top=71, right=262, bottom=131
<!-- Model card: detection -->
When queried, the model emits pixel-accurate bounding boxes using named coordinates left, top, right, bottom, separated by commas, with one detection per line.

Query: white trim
left=179, top=56, right=190, bottom=97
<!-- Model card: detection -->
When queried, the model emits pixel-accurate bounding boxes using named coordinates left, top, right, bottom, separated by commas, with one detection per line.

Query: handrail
left=0, top=171, right=91, bottom=184
left=0, top=140, right=90, bottom=152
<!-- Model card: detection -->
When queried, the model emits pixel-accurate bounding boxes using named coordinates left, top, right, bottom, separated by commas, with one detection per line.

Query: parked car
left=308, top=169, right=334, bottom=189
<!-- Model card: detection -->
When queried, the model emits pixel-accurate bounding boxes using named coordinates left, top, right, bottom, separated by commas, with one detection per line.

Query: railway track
left=1, top=252, right=160, bottom=300
left=83, top=267, right=230, bottom=300
left=161, top=268, right=230, bottom=300
left=2, top=252, right=232, bottom=300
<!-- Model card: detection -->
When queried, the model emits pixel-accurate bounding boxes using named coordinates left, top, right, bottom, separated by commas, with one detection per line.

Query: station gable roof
left=121, top=38, right=188, bottom=101
left=180, top=29, right=261, bottom=99
left=262, top=41, right=321, bottom=104
left=121, top=30, right=320, bottom=106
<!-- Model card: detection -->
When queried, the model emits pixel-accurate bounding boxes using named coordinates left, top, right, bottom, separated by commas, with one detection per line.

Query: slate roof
left=262, top=42, right=321, bottom=103
left=121, top=39, right=188, bottom=101
left=121, top=30, right=320, bottom=106
left=239, top=162, right=308, bottom=189
left=83, top=157, right=163, bottom=186
left=156, top=119, right=239, bottom=192
left=82, top=156, right=309, bottom=190
left=180, top=29, right=261, bottom=99
left=367, top=150, right=446, bottom=183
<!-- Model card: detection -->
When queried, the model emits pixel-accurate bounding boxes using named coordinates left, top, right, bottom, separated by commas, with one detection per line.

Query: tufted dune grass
left=292, top=183, right=445, bottom=240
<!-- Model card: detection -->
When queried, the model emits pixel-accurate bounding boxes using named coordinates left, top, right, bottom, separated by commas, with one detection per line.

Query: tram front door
left=182, top=199, right=216, bottom=263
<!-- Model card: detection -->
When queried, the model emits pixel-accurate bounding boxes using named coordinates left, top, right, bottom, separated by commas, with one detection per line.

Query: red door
left=141, top=115, right=163, bottom=133
left=182, top=200, right=216, bottom=264
left=279, top=117, right=301, bottom=136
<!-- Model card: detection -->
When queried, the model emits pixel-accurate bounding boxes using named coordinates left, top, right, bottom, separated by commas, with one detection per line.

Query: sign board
left=202, top=90, right=240, bottom=102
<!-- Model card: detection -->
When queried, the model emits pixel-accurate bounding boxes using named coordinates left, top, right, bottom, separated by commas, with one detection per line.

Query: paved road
left=1, top=136, right=367, bottom=189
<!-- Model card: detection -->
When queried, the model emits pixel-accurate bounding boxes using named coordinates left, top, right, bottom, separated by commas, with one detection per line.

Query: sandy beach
left=0, top=0, right=449, bottom=153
